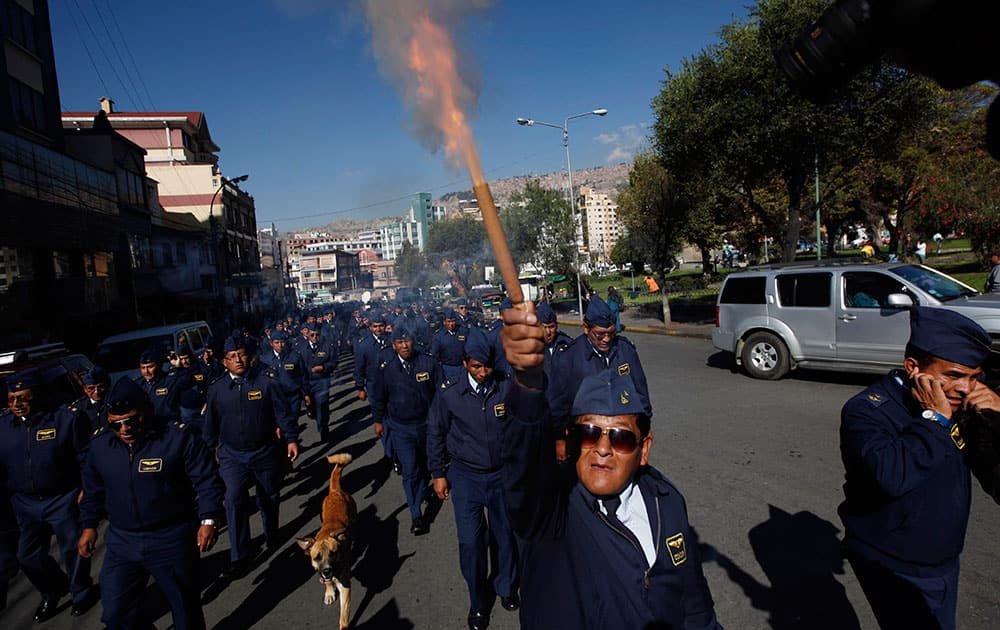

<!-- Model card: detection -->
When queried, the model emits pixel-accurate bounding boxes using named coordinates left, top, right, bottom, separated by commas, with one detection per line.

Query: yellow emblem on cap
left=138, top=458, right=162, bottom=473
left=666, top=533, right=687, bottom=566
left=617, top=363, right=630, bottom=376
left=36, top=428, right=57, bottom=441
left=951, top=424, right=966, bottom=450
left=247, top=390, right=263, bottom=401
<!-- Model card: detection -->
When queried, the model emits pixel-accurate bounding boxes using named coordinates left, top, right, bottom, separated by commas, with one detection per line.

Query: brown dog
left=297, top=453, right=357, bottom=629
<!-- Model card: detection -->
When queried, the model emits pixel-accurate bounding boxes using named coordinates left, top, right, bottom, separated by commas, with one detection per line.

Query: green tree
left=504, top=180, right=577, bottom=274
left=610, top=231, right=645, bottom=274
left=615, top=151, right=687, bottom=321
left=425, top=216, right=490, bottom=293
left=653, top=0, right=937, bottom=262
left=394, top=241, right=434, bottom=288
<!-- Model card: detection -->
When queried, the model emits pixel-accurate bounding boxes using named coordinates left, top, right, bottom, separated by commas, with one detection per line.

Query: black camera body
left=776, top=0, right=1000, bottom=157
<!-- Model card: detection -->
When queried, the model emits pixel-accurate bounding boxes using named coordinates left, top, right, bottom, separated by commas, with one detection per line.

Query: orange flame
left=406, top=12, right=485, bottom=186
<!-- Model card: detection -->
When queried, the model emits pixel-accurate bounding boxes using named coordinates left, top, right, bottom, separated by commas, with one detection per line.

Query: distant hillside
left=289, top=163, right=630, bottom=236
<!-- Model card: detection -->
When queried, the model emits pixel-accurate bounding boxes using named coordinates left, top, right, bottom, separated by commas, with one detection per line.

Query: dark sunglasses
left=108, top=415, right=140, bottom=431
left=569, top=423, right=643, bottom=454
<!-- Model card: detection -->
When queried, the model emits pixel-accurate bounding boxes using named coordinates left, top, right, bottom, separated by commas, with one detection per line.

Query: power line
left=98, top=0, right=157, bottom=110
left=69, top=0, right=139, bottom=110
left=88, top=0, right=151, bottom=111
left=62, top=0, right=112, bottom=98
left=259, top=149, right=559, bottom=224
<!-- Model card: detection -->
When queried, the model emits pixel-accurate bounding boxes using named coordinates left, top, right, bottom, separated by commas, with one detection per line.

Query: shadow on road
left=350, top=503, right=415, bottom=627
left=704, top=350, right=881, bottom=388
left=697, top=505, right=861, bottom=629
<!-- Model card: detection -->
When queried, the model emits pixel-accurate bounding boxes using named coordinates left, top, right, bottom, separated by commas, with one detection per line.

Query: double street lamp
left=516, top=109, right=608, bottom=320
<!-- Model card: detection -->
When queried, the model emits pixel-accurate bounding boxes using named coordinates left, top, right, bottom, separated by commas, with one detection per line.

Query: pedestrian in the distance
left=915, top=238, right=927, bottom=264
left=984, top=250, right=1000, bottom=293
left=607, top=286, right=624, bottom=333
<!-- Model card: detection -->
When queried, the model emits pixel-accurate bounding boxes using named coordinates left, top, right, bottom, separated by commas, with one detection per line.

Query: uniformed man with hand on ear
left=839, top=306, right=1000, bottom=630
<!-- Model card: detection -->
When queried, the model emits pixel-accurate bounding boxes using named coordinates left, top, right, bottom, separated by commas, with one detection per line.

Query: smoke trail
left=360, top=0, right=494, bottom=182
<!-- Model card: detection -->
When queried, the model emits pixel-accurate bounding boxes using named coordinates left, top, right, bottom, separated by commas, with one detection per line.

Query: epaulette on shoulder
left=379, top=361, right=386, bottom=369
left=618, top=335, right=637, bottom=349
left=171, top=420, right=187, bottom=430
left=91, top=426, right=107, bottom=438
left=209, top=374, right=227, bottom=387
left=863, top=391, right=887, bottom=407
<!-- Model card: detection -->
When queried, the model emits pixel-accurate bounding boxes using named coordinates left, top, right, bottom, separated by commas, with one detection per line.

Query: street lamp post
left=516, top=109, right=607, bottom=320
left=209, top=174, right=248, bottom=323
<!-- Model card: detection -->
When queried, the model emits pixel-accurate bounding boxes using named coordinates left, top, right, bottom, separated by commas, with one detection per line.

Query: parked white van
left=95, top=321, right=213, bottom=383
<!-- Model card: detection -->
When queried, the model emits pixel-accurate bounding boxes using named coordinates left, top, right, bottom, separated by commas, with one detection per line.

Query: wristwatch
left=921, top=409, right=951, bottom=429
left=200, top=518, right=216, bottom=527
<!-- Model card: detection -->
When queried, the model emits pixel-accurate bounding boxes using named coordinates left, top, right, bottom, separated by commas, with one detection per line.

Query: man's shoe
left=219, top=558, right=251, bottom=580
left=467, top=610, right=490, bottom=630
left=70, top=589, right=99, bottom=616
left=500, top=593, right=520, bottom=611
left=410, top=517, right=428, bottom=536
left=392, top=459, right=403, bottom=476
left=33, top=595, right=60, bottom=622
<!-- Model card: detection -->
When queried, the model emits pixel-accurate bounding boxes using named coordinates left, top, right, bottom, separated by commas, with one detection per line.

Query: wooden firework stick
left=473, top=181, right=524, bottom=306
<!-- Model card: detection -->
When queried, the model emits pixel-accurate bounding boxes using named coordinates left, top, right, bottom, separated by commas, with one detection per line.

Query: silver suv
left=713, top=261, right=1000, bottom=379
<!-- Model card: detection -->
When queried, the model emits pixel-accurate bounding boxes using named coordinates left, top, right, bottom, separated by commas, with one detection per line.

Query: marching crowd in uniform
left=1, top=290, right=999, bottom=630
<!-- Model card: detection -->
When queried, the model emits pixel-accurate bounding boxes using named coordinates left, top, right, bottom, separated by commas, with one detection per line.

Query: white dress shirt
left=599, top=481, right=656, bottom=566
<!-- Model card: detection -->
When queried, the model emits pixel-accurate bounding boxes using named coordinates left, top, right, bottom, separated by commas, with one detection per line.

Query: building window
left=8, top=78, right=45, bottom=131
left=5, top=3, right=37, bottom=54
left=176, top=242, right=187, bottom=265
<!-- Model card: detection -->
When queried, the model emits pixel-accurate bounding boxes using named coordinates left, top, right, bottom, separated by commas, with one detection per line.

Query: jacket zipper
left=127, top=443, right=141, bottom=524
left=643, top=498, right=662, bottom=589
left=24, top=421, right=35, bottom=495
left=598, top=512, right=645, bottom=564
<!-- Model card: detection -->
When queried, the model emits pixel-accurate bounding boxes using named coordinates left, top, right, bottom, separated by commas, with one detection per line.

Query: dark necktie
left=602, top=495, right=643, bottom=553
left=403, top=360, right=412, bottom=375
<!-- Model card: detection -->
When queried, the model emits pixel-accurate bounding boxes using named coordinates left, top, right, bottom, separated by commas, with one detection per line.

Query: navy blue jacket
left=371, top=351, right=440, bottom=424
left=66, top=395, right=107, bottom=432
left=412, top=317, right=434, bottom=352
left=486, top=324, right=512, bottom=377
left=204, top=369, right=298, bottom=450
left=547, top=334, right=649, bottom=432
left=135, top=371, right=190, bottom=425
left=296, top=339, right=338, bottom=387
left=199, top=358, right=226, bottom=384
left=0, top=408, right=90, bottom=496
left=259, top=347, right=309, bottom=398
left=169, top=365, right=206, bottom=411
left=501, top=383, right=721, bottom=630
left=431, top=328, right=467, bottom=367
left=427, top=373, right=511, bottom=478
left=839, top=371, right=971, bottom=575
left=80, top=424, right=224, bottom=531
left=353, top=333, right=387, bottom=392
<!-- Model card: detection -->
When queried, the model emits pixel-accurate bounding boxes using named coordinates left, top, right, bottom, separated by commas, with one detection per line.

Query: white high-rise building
left=580, top=186, right=622, bottom=262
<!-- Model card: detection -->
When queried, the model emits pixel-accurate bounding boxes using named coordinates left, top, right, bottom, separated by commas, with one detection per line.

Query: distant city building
left=293, top=243, right=362, bottom=302
left=63, top=99, right=265, bottom=322
left=379, top=192, right=445, bottom=260
left=580, top=186, right=622, bottom=263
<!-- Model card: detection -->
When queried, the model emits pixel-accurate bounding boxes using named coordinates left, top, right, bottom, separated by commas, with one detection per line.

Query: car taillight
left=715, top=306, right=720, bottom=328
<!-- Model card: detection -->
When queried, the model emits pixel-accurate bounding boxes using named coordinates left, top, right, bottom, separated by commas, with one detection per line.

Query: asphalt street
left=4, top=334, right=999, bottom=629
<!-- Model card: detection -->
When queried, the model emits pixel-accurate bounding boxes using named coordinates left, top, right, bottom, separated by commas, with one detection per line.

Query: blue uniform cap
left=909, top=306, right=992, bottom=367
left=82, top=366, right=109, bottom=386
left=175, top=343, right=191, bottom=357
left=391, top=325, right=414, bottom=341
left=584, top=296, right=615, bottom=328
left=138, top=350, right=158, bottom=365
left=304, top=322, right=320, bottom=332
left=444, top=309, right=457, bottom=320
left=270, top=329, right=288, bottom=342
left=455, top=298, right=468, bottom=306
left=571, top=373, right=650, bottom=418
left=536, top=302, right=557, bottom=324
left=464, top=327, right=494, bottom=366
left=6, top=372, right=35, bottom=393
left=223, top=336, right=246, bottom=354
left=106, top=377, right=150, bottom=415
left=204, top=335, right=216, bottom=348
left=369, top=313, right=385, bottom=325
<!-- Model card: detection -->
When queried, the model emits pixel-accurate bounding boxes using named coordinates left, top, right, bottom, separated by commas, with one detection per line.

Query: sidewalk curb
left=557, top=319, right=713, bottom=340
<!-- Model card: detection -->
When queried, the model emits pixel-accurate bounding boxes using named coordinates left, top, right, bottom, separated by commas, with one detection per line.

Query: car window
left=843, top=272, right=910, bottom=309
left=185, top=328, right=204, bottom=350
left=196, top=325, right=211, bottom=347
left=720, top=277, right=766, bottom=304
left=95, top=335, right=173, bottom=372
left=776, top=273, right=831, bottom=307
left=889, top=264, right=976, bottom=301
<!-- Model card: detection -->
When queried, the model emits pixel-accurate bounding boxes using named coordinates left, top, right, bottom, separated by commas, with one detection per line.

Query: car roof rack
left=743, top=257, right=885, bottom=271
left=0, top=342, right=68, bottom=368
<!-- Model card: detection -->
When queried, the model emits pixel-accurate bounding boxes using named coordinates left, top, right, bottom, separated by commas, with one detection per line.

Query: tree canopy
left=425, top=216, right=490, bottom=293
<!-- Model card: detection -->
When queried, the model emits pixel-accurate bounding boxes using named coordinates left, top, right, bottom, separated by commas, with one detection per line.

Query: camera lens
left=775, top=0, right=879, bottom=103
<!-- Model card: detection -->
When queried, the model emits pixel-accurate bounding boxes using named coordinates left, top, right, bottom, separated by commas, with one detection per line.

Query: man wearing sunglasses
left=499, top=304, right=722, bottom=630
left=839, top=307, right=1000, bottom=629
left=78, top=376, right=224, bottom=630
left=0, top=374, right=97, bottom=621
left=547, top=295, right=650, bottom=461
left=428, top=327, right=519, bottom=630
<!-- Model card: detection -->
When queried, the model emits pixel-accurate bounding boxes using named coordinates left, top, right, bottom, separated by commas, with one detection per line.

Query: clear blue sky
left=49, top=0, right=751, bottom=231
